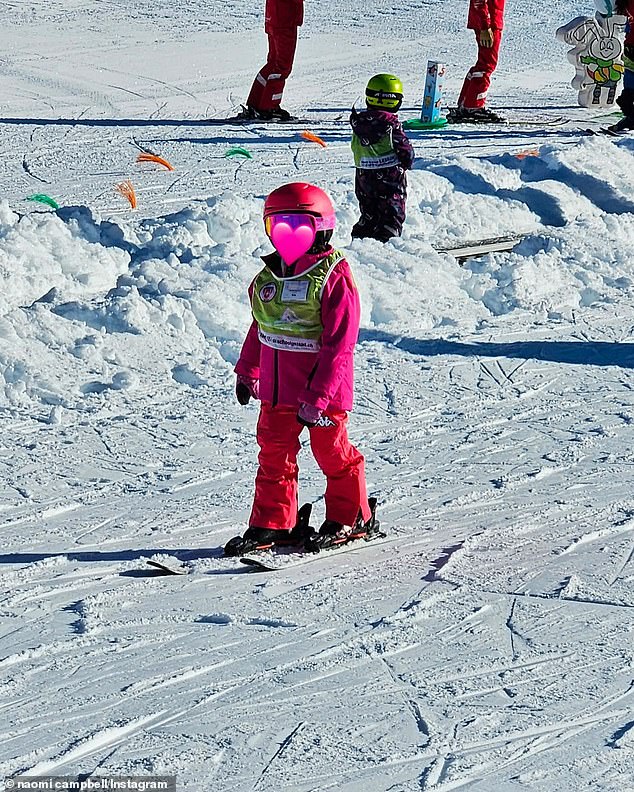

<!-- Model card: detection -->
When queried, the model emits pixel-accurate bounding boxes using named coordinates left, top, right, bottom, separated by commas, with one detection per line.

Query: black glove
left=296, top=403, right=322, bottom=427
left=235, top=375, right=259, bottom=405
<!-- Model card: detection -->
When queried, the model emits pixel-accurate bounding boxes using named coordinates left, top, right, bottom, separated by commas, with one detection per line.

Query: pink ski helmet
left=263, top=182, right=336, bottom=231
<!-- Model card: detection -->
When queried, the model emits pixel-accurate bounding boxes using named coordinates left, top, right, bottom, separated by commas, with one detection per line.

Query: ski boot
left=267, top=107, right=295, bottom=122
left=236, top=105, right=295, bottom=122
left=223, top=503, right=313, bottom=557
left=606, top=116, right=634, bottom=135
left=236, top=105, right=264, bottom=121
left=304, top=498, right=380, bottom=553
left=447, top=106, right=505, bottom=124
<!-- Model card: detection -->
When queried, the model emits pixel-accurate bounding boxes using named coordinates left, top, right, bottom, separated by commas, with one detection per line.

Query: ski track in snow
left=2, top=337, right=634, bottom=789
left=1, top=0, right=634, bottom=790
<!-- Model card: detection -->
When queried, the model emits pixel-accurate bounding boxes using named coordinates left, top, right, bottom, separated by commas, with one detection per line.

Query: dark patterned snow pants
left=352, top=166, right=408, bottom=243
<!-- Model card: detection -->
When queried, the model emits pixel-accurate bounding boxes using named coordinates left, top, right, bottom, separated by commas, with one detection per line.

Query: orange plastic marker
left=300, top=130, right=327, bottom=148
left=116, top=180, right=137, bottom=209
left=136, top=152, right=175, bottom=171
left=515, top=149, right=539, bottom=160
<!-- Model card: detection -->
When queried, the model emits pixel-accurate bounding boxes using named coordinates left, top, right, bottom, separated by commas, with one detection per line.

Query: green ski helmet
left=365, top=73, right=404, bottom=111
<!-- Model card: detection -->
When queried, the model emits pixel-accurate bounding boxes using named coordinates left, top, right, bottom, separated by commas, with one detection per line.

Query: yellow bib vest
left=351, top=129, right=399, bottom=169
left=251, top=251, right=344, bottom=352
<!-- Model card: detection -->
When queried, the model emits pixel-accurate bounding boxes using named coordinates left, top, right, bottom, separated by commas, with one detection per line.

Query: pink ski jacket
left=265, top=0, right=304, bottom=32
left=235, top=247, right=360, bottom=412
left=467, top=0, right=505, bottom=30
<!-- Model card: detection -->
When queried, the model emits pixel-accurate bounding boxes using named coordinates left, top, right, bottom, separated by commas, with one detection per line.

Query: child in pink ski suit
left=224, top=182, right=376, bottom=556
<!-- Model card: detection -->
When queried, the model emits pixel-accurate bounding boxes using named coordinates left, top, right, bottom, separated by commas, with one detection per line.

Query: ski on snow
left=204, top=114, right=566, bottom=130
left=584, top=126, right=632, bottom=138
left=146, top=557, right=193, bottom=575
left=145, top=532, right=388, bottom=575
left=145, top=500, right=386, bottom=574
left=145, top=549, right=224, bottom=575
left=440, top=115, right=567, bottom=129
left=204, top=115, right=313, bottom=126
left=239, top=528, right=388, bottom=572
left=435, top=234, right=526, bottom=262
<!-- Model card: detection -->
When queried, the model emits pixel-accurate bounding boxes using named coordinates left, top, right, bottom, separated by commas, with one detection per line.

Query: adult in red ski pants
left=247, top=27, right=299, bottom=112
left=246, top=0, right=304, bottom=113
left=458, top=28, right=503, bottom=109
left=250, top=404, right=369, bottom=530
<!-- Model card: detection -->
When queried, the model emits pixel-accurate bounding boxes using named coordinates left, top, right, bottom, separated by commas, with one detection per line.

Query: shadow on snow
left=361, top=331, right=634, bottom=368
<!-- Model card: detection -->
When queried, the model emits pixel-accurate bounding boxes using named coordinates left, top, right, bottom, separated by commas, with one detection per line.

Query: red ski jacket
left=467, top=0, right=505, bottom=31
left=265, top=0, right=304, bottom=32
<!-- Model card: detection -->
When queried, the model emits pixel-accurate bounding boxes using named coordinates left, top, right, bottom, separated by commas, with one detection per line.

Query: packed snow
left=0, top=1, right=633, bottom=791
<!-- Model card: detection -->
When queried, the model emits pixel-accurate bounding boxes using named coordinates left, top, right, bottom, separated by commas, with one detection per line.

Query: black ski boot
left=268, top=107, right=295, bottom=121
left=304, top=498, right=380, bottom=553
left=236, top=105, right=267, bottom=120
left=224, top=526, right=285, bottom=557
left=606, top=116, right=634, bottom=135
left=286, top=503, right=315, bottom=545
left=236, top=105, right=295, bottom=122
left=447, top=106, right=505, bottom=124
left=223, top=503, right=313, bottom=556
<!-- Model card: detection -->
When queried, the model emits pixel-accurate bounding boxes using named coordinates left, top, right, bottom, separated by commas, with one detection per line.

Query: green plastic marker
left=27, top=194, right=60, bottom=209
left=403, top=118, right=449, bottom=131
left=225, top=146, right=253, bottom=159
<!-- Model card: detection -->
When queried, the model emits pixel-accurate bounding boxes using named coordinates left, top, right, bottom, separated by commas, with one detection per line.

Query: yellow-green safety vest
left=351, top=129, right=399, bottom=169
left=251, top=250, right=344, bottom=352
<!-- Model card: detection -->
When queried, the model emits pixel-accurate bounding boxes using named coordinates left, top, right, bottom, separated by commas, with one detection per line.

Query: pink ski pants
left=249, top=403, right=371, bottom=530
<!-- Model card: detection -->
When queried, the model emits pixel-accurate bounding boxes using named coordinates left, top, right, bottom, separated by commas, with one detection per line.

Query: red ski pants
left=458, top=29, right=503, bottom=109
left=247, top=27, right=299, bottom=111
left=249, top=403, right=371, bottom=531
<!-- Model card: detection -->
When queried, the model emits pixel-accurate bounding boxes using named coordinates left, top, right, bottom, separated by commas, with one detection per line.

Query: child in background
left=612, top=0, right=634, bottom=132
left=350, top=74, right=415, bottom=243
left=225, top=182, right=378, bottom=556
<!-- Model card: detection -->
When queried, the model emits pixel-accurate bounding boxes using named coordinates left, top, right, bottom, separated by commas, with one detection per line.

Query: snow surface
left=1, top=1, right=634, bottom=790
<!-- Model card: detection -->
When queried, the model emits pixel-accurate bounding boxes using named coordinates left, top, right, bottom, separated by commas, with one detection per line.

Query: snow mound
left=2, top=139, right=634, bottom=408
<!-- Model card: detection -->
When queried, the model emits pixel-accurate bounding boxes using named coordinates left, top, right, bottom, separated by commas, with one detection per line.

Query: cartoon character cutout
left=581, top=31, right=625, bottom=104
left=556, top=4, right=627, bottom=107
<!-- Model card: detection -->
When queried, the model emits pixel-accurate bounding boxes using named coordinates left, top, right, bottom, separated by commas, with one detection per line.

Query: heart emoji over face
left=270, top=220, right=316, bottom=264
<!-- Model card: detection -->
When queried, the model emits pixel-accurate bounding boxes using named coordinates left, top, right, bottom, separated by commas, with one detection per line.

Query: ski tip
left=584, top=127, right=625, bottom=138
left=239, top=555, right=278, bottom=571
left=146, top=558, right=190, bottom=575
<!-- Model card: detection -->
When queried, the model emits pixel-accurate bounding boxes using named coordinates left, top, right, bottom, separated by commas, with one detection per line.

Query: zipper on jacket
left=306, top=360, right=318, bottom=388
left=272, top=349, right=279, bottom=407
